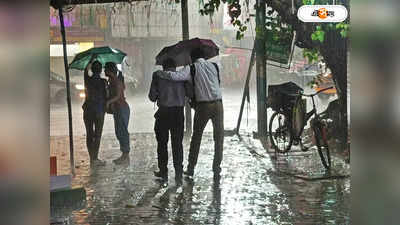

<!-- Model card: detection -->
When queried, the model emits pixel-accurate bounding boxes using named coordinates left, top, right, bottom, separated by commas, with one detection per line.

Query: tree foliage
left=197, top=0, right=349, bottom=90
left=198, top=0, right=349, bottom=61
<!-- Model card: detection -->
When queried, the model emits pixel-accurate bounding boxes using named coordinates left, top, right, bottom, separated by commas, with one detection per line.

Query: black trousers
left=83, top=110, right=105, bottom=161
left=188, top=100, right=224, bottom=174
left=154, top=106, right=184, bottom=176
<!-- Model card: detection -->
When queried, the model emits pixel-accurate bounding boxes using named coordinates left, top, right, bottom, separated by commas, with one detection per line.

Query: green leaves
left=302, top=0, right=315, bottom=5
left=198, top=0, right=292, bottom=42
left=305, top=22, right=348, bottom=64
left=340, top=30, right=348, bottom=38
left=199, top=0, right=248, bottom=40
left=233, top=19, right=242, bottom=26
left=311, top=30, right=325, bottom=43
left=336, top=23, right=348, bottom=30
left=311, top=26, right=325, bottom=43
left=236, top=31, right=244, bottom=39
left=239, top=25, right=247, bottom=32
left=309, top=22, right=349, bottom=44
left=336, top=22, right=349, bottom=38
left=199, top=0, right=222, bottom=16
left=303, top=48, right=319, bottom=63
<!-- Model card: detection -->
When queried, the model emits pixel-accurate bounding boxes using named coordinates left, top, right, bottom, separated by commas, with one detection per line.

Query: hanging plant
left=228, top=2, right=241, bottom=21
left=266, top=8, right=293, bottom=45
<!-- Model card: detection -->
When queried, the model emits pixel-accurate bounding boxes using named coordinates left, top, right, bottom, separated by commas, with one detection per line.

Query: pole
left=255, top=0, right=267, bottom=138
left=181, top=0, right=189, bottom=40
left=181, top=0, right=192, bottom=135
left=235, top=45, right=256, bottom=135
left=59, top=8, right=75, bottom=175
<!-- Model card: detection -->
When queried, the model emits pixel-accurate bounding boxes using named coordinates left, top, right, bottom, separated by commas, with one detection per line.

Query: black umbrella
left=156, top=38, right=219, bottom=67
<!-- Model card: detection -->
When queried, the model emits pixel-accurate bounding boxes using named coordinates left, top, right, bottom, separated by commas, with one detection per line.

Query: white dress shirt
left=157, top=58, right=222, bottom=102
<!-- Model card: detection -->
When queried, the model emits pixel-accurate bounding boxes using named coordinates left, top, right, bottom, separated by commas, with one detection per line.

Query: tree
left=199, top=0, right=350, bottom=148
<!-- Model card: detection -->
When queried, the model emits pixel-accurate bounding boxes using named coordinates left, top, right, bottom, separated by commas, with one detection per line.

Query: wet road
left=51, top=132, right=349, bottom=225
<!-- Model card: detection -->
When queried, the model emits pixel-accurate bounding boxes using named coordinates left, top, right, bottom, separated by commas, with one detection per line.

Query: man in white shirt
left=156, top=48, right=224, bottom=180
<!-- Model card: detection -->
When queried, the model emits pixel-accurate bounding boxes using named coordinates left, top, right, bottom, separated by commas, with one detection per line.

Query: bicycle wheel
left=313, top=122, right=331, bottom=169
left=269, top=111, right=293, bottom=153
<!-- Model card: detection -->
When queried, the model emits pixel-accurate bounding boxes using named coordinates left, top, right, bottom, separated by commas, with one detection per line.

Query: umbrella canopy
left=156, top=38, right=219, bottom=67
left=69, top=46, right=126, bottom=70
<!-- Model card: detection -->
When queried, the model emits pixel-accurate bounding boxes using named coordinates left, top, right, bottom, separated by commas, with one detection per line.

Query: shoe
left=160, top=180, right=168, bottom=188
left=90, top=159, right=106, bottom=167
left=183, top=172, right=193, bottom=181
left=183, top=169, right=194, bottom=177
left=113, top=153, right=129, bottom=165
left=153, top=171, right=168, bottom=180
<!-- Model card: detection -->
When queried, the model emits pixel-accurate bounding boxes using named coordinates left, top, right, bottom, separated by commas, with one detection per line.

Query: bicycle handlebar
left=301, top=86, right=334, bottom=97
left=284, top=86, right=334, bottom=98
left=314, top=86, right=334, bottom=96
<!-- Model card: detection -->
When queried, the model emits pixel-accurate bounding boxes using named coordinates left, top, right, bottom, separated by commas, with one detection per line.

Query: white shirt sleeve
left=157, top=66, right=191, bottom=81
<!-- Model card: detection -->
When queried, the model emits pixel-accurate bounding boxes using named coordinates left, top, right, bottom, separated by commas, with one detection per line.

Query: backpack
left=188, top=62, right=220, bottom=109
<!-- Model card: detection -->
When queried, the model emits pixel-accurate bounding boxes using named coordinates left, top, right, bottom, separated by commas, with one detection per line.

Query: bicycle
left=268, top=86, right=334, bottom=170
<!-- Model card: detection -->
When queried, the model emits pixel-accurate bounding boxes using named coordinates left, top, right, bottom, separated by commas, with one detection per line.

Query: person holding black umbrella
left=148, top=58, right=187, bottom=186
left=82, top=54, right=107, bottom=166
left=104, top=62, right=131, bottom=164
left=156, top=48, right=224, bottom=180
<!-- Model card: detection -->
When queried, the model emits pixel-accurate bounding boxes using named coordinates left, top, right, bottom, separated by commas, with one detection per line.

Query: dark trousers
left=154, top=106, right=184, bottom=176
left=83, top=110, right=105, bottom=160
left=113, top=105, right=131, bottom=153
left=188, top=100, right=224, bottom=174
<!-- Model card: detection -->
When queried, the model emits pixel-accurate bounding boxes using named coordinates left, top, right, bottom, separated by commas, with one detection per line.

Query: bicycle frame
left=292, top=86, right=333, bottom=140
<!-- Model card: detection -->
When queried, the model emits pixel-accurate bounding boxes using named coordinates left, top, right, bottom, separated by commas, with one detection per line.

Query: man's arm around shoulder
left=156, top=66, right=191, bottom=81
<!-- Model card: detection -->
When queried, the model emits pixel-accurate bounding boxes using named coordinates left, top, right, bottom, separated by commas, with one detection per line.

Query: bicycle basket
left=267, top=82, right=303, bottom=112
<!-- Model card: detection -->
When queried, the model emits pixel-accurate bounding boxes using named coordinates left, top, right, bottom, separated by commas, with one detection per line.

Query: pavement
left=50, top=132, right=350, bottom=225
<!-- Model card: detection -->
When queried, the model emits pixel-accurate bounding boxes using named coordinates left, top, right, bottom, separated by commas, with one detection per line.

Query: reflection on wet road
left=51, top=132, right=349, bottom=225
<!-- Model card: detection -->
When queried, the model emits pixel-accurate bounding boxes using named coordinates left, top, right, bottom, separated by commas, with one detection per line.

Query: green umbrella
left=69, top=46, right=127, bottom=70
